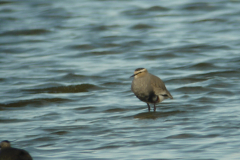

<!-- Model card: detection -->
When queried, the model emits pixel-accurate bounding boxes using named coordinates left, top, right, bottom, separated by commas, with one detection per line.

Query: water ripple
left=0, top=98, right=70, bottom=108
left=0, top=0, right=240, bottom=159
left=23, top=84, right=99, bottom=94
left=0, top=29, right=51, bottom=36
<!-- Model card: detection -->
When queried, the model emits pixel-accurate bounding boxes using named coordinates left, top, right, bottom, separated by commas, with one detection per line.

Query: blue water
left=0, top=0, right=240, bottom=159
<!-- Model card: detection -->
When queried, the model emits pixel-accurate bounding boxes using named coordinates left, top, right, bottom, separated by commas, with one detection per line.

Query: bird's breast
left=131, top=77, right=155, bottom=102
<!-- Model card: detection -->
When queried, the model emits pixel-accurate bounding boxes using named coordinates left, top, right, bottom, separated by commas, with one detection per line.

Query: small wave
left=173, top=62, right=217, bottom=70
left=166, top=133, right=201, bottom=139
left=172, top=43, right=230, bottom=53
left=180, top=2, right=219, bottom=11
left=67, top=44, right=95, bottom=50
left=0, top=1, right=16, bottom=5
left=193, top=70, right=239, bottom=78
left=134, top=110, right=185, bottom=119
left=104, top=108, right=127, bottom=113
left=23, top=84, right=99, bottom=94
left=174, top=86, right=209, bottom=94
left=146, top=6, right=170, bottom=12
left=131, top=24, right=154, bottom=30
left=0, top=29, right=51, bottom=36
left=0, top=98, right=70, bottom=108
left=191, top=18, right=227, bottom=24
left=122, top=5, right=170, bottom=17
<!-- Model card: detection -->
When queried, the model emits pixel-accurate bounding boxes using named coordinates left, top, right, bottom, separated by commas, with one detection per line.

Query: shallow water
left=0, top=0, right=240, bottom=159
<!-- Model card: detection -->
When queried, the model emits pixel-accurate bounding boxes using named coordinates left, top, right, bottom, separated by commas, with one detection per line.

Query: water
left=0, top=0, right=239, bottom=159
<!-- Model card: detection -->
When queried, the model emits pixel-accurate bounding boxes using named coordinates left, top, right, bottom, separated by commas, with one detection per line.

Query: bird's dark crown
left=135, top=68, right=145, bottom=71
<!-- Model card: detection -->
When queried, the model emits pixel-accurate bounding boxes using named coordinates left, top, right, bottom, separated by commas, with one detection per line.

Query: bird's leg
left=154, top=104, right=156, bottom=112
left=147, top=103, right=150, bottom=112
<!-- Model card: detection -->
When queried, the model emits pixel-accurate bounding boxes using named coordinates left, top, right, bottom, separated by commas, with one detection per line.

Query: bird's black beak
left=130, top=74, right=135, bottom=78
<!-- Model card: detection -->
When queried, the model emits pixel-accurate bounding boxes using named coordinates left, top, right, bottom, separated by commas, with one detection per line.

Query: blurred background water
left=0, top=0, right=239, bottom=159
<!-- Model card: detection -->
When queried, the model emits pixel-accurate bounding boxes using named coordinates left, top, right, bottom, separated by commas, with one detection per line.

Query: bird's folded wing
left=151, top=75, right=173, bottom=99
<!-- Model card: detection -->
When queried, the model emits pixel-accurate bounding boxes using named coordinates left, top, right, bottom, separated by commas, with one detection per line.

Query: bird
left=0, top=140, right=33, bottom=160
left=131, top=68, right=173, bottom=112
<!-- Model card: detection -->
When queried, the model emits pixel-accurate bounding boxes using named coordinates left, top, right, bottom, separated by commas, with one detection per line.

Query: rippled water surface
left=0, top=0, right=240, bottom=159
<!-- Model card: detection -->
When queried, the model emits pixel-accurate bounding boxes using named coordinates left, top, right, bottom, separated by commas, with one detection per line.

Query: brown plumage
left=131, top=68, right=173, bottom=112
